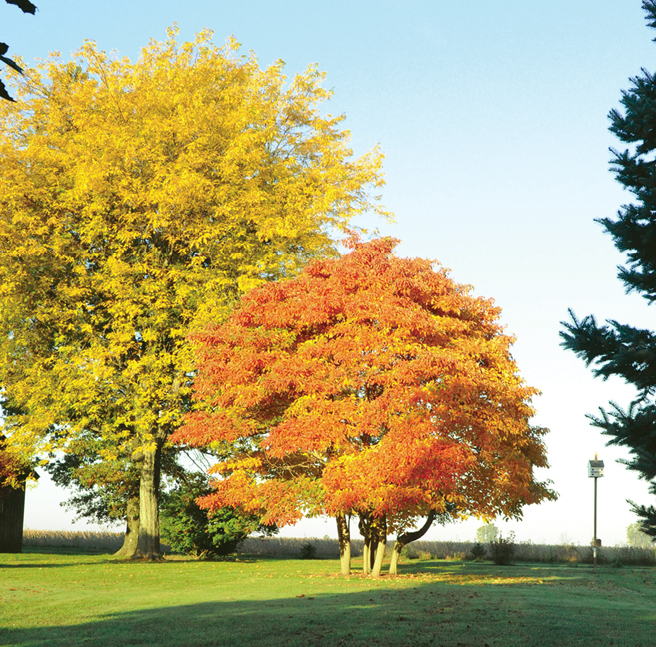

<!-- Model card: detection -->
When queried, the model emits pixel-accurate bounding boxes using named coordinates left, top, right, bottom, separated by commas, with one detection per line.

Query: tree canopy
left=174, top=237, right=555, bottom=575
left=626, top=521, right=653, bottom=548
left=0, top=435, right=29, bottom=490
left=0, top=28, right=387, bottom=558
left=476, top=523, right=499, bottom=544
left=561, top=0, right=656, bottom=542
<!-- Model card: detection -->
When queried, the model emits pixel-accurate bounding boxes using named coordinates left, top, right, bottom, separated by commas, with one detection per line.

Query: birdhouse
left=588, top=458, right=604, bottom=478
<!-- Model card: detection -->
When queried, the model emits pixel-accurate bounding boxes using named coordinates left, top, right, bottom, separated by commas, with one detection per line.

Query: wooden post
left=588, top=454, right=604, bottom=568
left=593, top=476, right=598, bottom=568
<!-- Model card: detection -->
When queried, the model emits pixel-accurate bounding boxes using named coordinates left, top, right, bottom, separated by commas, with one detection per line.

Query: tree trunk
left=388, top=542, right=403, bottom=577
left=370, top=515, right=387, bottom=578
left=133, top=441, right=163, bottom=560
left=336, top=513, right=351, bottom=575
left=114, top=494, right=140, bottom=558
left=359, top=514, right=371, bottom=575
left=388, top=541, right=401, bottom=577
left=369, top=523, right=378, bottom=572
left=389, top=511, right=436, bottom=576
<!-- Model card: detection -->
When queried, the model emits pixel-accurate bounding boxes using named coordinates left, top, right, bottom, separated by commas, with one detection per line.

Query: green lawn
left=0, top=551, right=654, bottom=646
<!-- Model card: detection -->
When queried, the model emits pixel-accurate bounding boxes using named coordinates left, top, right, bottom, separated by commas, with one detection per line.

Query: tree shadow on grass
left=0, top=562, right=95, bottom=569
left=2, top=551, right=260, bottom=569
left=0, top=555, right=119, bottom=569
left=0, top=571, right=650, bottom=647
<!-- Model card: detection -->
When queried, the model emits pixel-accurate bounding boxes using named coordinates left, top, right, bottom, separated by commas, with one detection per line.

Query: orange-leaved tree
left=174, top=238, right=556, bottom=575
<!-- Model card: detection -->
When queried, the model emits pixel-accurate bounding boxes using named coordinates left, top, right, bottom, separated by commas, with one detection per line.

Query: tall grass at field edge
left=23, top=530, right=655, bottom=565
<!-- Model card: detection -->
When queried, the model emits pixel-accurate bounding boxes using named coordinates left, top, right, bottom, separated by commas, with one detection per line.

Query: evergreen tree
left=560, top=0, right=656, bottom=540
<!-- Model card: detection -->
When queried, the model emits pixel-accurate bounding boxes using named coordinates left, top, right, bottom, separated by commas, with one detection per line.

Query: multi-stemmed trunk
left=388, top=511, right=436, bottom=576
left=113, top=494, right=140, bottom=557
left=359, top=513, right=387, bottom=577
left=336, top=513, right=351, bottom=575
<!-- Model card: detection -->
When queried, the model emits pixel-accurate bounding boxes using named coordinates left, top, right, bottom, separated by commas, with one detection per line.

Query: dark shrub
left=469, top=542, right=487, bottom=561
left=489, top=532, right=515, bottom=565
left=160, top=473, right=275, bottom=558
left=299, top=542, right=317, bottom=559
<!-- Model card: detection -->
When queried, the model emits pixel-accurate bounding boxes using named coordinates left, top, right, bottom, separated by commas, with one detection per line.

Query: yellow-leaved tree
left=0, top=28, right=387, bottom=558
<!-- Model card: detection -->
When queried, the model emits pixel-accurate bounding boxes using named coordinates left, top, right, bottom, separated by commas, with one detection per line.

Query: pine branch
left=560, top=310, right=656, bottom=393
left=1, top=0, right=37, bottom=101
left=587, top=401, right=656, bottom=481
left=4, top=0, right=37, bottom=14
left=0, top=42, right=23, bottom=77
left=0, top=77, right=14, bottom=102
left=628, top=498, right=656, bottom=538
left=644, top=1, right=656, bottom=36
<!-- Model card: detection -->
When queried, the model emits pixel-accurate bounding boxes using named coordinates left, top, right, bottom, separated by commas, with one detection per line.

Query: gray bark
left=114, top=495, right=140, bottom=558
left=133, top=441, right=163, bottom=560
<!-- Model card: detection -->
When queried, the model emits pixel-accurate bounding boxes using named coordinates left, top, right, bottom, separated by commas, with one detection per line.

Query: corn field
left=22, top=530, right=656, bottom=566
left=23, top=529, right=126, bottom=551
left=241, top=537, right=656, bottom=566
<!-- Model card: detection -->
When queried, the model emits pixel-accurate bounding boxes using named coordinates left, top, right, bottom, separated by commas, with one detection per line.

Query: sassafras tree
left=174, top=238, right=555, bottom=576
left=0, top=29, right=386, bottom=559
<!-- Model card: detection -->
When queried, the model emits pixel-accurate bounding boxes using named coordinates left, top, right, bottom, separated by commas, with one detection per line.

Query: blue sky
left=8, top=0, right=656, bottom=545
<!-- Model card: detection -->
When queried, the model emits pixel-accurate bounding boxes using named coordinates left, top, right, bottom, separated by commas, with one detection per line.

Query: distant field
left=22, top=530, right=126, bottom=553
left=1, top=549, right=655, bottom=646
left=23, top=529, right=656, bottom=566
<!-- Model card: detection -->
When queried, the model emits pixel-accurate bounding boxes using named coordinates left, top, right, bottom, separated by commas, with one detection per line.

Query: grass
left=1, top=549, right=655, bottom=646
